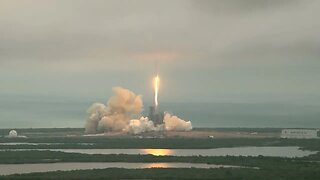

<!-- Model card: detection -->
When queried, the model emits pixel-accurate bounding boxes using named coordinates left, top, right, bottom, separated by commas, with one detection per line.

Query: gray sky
left=1, top=0, right=319, bottom=103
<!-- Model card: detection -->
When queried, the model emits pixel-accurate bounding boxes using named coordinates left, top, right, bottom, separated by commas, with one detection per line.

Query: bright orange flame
left=154, top=75, right=159, bottom=107
left=143, top=149, right=173, bottom=156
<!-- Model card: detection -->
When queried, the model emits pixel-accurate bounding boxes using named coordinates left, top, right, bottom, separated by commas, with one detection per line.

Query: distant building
left=148, top=106, right=164, bottom=125
left=8, top=130, right=18, bottom=138
left=281, top=129, right=319, bottom=139
left=5, top=130, right=27, bottom=138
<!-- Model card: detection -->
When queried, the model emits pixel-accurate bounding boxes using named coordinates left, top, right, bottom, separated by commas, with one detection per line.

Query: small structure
left=8, top=130, right=18, bottom=138
left=148, top=106, right=164, bottom=125
left=5, top=130, right=27, bottom=138
left=281, top=129, right=319, bottom=139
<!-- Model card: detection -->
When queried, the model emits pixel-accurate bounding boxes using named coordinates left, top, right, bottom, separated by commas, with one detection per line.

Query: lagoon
left=0, top=162, right=246, bottom=176
left=3, top=146, right=316, bottom=158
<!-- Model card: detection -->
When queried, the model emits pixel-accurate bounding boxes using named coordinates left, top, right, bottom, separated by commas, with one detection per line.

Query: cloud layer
left=1, top=0, right=319, bottom=103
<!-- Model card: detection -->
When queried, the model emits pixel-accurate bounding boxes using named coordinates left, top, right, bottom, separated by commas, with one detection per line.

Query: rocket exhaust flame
left=154, top=75, right=159, bottom=107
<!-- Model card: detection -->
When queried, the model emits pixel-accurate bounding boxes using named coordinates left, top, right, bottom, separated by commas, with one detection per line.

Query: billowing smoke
left=164, top=113, right=192, bottom=131
left=85, top=87, right=143, bottom=134
left=127, top=117, right=163, bottom=134
left=85, top=103, right=107, bottom=134
left=85, top=87, right=192, bottom=134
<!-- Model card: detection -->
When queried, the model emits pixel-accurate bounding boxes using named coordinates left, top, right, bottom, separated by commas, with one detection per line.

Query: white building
left=5, top=130, right=27, bottom=138
left=8, top=130, right=18, bottom=138
left=281, top=129, right=319, bottom=139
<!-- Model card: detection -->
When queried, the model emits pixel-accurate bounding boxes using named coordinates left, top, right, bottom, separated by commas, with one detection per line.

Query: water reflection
left=143, top=162, right=171, bottom=168
left=142, top=149, right=173, bottom=156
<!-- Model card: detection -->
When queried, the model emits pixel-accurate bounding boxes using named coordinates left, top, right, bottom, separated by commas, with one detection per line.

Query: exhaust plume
left=85, top=86, right=193, bottom=134
left=85, top=87, right=143, bottom=133
left=164, top=113, right=192, bottom=131
left=85, top=103, right=107, bottom=134
left=127, top=117, right=163, bottom=134
left=154, top=75, right=159, bottom=107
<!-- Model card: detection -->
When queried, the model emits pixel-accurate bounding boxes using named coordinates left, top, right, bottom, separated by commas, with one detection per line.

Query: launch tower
left=149, top=106, right=164, bottom=125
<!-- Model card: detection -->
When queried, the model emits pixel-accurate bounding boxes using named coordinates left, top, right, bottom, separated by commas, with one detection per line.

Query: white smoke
left=85, top=103, right=107, bottom=134
left=164, top=113, right=192, bottom=131
left=127, top=117, right=163, bottom=134
left=85, top=87, right=192, bottom=134
left=85, top=87, right=143, bottom=134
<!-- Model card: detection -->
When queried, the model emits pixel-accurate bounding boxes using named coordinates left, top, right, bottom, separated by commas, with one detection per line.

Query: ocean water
left=0, top=96, right=319, bottom=128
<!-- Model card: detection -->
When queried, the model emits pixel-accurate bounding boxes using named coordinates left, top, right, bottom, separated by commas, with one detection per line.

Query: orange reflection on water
left=143, top=162, right=171, bottom=168
left=142, top=149, right=173, bottom=156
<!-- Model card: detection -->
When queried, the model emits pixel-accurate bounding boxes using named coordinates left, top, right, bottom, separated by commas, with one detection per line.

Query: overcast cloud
left=0, top=0, right=319, bottom=103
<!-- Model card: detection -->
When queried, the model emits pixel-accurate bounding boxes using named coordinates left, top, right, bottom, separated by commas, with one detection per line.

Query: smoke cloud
left=85, top=87, right=192, bottom=134
left=85, top=103, right=107, bottom=134
left=85, top=87, right=143, bottom=134
left=164, top=113, right=192, bottom=131
left=127, top=117, right=163, bottom=134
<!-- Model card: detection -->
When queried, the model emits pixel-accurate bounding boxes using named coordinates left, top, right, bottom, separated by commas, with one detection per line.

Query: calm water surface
left=3, top=146, right=316, bottom=157
left=0, top=162, right=244, bottom=175
left=49, top=146, right=317, bottom=157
